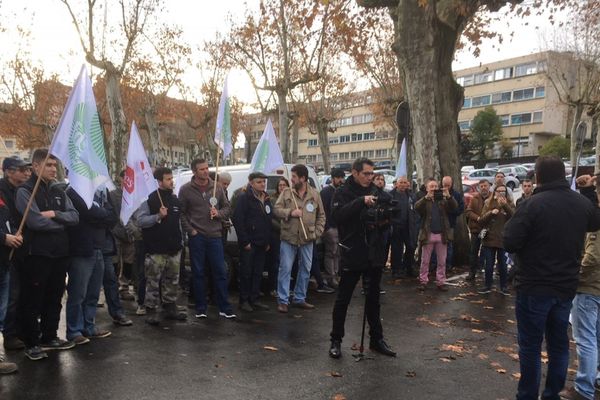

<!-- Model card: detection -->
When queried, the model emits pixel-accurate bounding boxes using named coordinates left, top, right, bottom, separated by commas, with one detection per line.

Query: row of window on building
left=463, top=86, right=545, bottom=109
left=304, top=148, right=390, bottom=163
left=459, top=110, right=544, bottom=132
left=307, top=131, right=380, bottom=147
left=456, top=60, right=547, bottom=87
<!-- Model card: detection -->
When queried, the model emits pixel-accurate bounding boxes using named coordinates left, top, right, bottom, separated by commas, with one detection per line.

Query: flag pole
left=156, top=189, right=165, bottom=208
left=289, top=188, right=308, bottom=240
left=9, top=151, right=52, bottom=260
left=211, top=147, right=221, bottom=220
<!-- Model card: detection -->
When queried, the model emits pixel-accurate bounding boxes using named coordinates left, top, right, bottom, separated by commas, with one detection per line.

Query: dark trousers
left=3, top=260, right=21, bottom=339
left=516, top=292, right=572, bottom=400
left=310, top=243, right=325, bottom=287
left=330, top=266, right=383, bottom=343
left=134, top=240, right=146, bottom=307
left=482, top=246, right=507, bottom=290
left=19, top=255, right=68, bottom=347
left=391, top=226, right=415, bottom=275
left=103, top=255, right=125, bottom=319
left=469, top=234, right=484, bottom=274
left=238, top=244, right=267, bottom=304
left=266, top=236, right=280, bottom=292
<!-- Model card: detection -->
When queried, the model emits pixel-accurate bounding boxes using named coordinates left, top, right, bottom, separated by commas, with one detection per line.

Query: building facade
left=456, top=51, right=584, bottom=157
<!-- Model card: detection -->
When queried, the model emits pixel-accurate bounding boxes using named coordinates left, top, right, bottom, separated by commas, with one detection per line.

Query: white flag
left=120, top=121, right=158, bottom=225
left=250, top=119, right=284, bottom=173
left=214, top=74, right=233, bottom=158
left=49, top=65, right=111, bottom=208
left=395, top=138, right=407, bottom=179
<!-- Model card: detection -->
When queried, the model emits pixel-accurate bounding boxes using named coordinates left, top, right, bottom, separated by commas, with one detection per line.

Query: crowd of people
left=2, top=150, right=600, bottom=400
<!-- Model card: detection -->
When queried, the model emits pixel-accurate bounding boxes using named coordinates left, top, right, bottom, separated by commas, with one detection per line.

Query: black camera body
left=433, top=189, right=444, bottom=201
left=363, top=195, right=399, bottom=228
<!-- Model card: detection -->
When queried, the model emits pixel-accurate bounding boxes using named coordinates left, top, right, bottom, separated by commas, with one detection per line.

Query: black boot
left=329, top=340, right=342, bottom=359
left=163, top=303, right=187, bottom=321
left=466, top=271, right=476, bottom=281
left=369, top=339, right=396, bottom=357
left=145, top=308, right=160, bottom=326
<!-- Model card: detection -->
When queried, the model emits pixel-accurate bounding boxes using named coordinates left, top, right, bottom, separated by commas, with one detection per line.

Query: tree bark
left=317, top=121, right=331, bottom=173
left=291, top=113, right=299, bottom=163
left=105, top=71, right=128, bottom=176
left=570, top=103, right=584, bottom=166
left=277, top=90, right=290, bottom=163
left=144, top=105, right=160, bottom=166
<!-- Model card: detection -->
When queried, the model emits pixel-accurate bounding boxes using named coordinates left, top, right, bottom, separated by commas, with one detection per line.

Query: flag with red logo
left=120, top=121, right=157, bottom=224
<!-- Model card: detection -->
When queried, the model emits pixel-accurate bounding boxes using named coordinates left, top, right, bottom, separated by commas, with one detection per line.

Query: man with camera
left=328, top=158, right=396, bottom=359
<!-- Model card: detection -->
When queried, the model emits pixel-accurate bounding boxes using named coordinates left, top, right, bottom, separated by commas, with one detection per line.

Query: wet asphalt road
left=1, top=270, right=547, bottom=400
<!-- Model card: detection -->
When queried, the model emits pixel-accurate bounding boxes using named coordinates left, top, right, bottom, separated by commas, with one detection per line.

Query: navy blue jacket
left=67, top=188, right=118, bottom=257
left=232, top=185, right=273, bottom=248
left=504, top=180, right=600, bottom=298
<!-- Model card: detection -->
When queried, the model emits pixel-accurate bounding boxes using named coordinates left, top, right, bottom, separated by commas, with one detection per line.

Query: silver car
left=463, top=168, right=520, bottom=190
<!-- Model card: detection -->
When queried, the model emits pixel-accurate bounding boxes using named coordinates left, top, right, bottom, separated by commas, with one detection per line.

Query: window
left=375, top=149, right=388, bottom=158
left=513, top=88, right=535, bottom=101
left=494, top=67, right=513, bottom=80
left=458, top=121, right=471, bottom=131
left=363, top=150, right=374, bottom=158
left=4, top=140, right=14, bottom=149
left=511, top=113, right=532, bottom=125
left=471, top=95, right=491, bottom=107
left=339, top=135, right=350, bottom=143
left=350, top=151, right=361, bottom=159
left=335, top=117, right=352, bottom=127
left=339, top=152, right=349, bottom=160
left=463, top=75, right=474, bottom=86
left=535, top=86, right=545, bottom=98
left=463, top=98, right=472, bottom=108
left=515, top=62, right=537, bottom=77
left=492, top=91, right=512, bottom=104
left=456, top=76, right=465, bottom=86
left=328, top=137, right=339, bottom=145
left=330, top=153, right=339, bottom=161
left=537, top=61, right=547, bottom=72
left=500, top=115, right=510, bottom=127
left=533, top=111, right=543, bottom=123
left=363, top=132, right=375, bottom=140
left=308, top=139, right=318, bottom=147
left=475, top=72, right=493, bottom=84
left=351, top=133, right=363, bottom=142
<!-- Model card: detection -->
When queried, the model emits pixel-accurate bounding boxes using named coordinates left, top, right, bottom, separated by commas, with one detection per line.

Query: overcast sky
left=0, top=1, right=569, bottom=104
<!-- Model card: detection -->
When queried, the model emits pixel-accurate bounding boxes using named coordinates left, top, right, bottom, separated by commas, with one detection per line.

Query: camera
left=433, top=189, right=444, bottom=201
left=363, top=195, right=399, bottom=227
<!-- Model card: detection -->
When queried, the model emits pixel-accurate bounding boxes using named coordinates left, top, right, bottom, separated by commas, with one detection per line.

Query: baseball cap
left=2, top=156, right=29, bottom=171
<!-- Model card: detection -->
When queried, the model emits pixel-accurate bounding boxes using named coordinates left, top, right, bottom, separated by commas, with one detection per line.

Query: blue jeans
left=189, top=234, right=231, bottom=314
left=571, top=293, right=600, bottom=400
left=103, top=254, right=125, bottom=319
left=278, top=241, right=313, bottom=305
left=482, top=246, right=507, bottom=290
left=66, top=250, right=105, bottom=339
left=516, top=292, right=572, bottom=400
left=0, top=263, right=9, bottom=332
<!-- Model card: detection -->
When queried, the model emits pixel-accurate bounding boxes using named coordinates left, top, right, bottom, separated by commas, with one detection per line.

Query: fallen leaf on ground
left=470, top=300, right=484, bottom=304
left=327, top=371, right=343, bottom=378
left=293, top=314, right=303, bottom=319
left=496, top=368, right=507, bottom=374
left=439, top=357, right=454, bottom=362
left=214, top=364, right=223, bottom=368
left=512, top=372, right=521, bottom=380
left=496, top=346, right=515, bottom=354
left=416, top=316, right=445, bottom=328
left=483, top=306, right=494, bottom=310
left=461, top=314, right=481, bottom=323
left=507, top=319, right=516, bottom=324
left=350, top=343, right=360, bottom=351
left=472, top=329, right=484, bottom=333
left=332, top=395, right=346, bottom=400
left=450, top=297, right=465, bottom=301
left=405, top=371, right=417, bottom=378
left=490, top=362, right=503, bottom=368
left=478, top=353, right=489, bottom=360
left=263, top=346, right=279, bottom=351
left=459, top=292, right=479, bottom=297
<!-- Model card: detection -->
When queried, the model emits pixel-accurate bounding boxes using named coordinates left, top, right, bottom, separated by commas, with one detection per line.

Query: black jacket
left=233, top=185, right=273, bottom=247
left=332, top=176, right=388, bottom=271
left=0, top=199, right=14, bottom=265
left=320, top=184, right=337, bottom=230
left=0, top=178, right=19, bottom=230
left=447, top=188, right=465, bottom=229
left=67, top=188, right=118, bottom=257
left=141, top=189, right=183, bottom=255
left=504, top=180, right=600, bottom=298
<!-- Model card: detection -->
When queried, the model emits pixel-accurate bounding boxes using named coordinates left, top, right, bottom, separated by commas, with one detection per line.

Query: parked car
left=463, top=168, right=520, bottom=190
left=374, top=160, right=394, bottom=170
left=497, top=165, right=529, bottom=182
left=484, top=162, right=499, bottom=169
left=461, top=165, right=475, bottom=175
left=462, top=179, right=480, bottom=208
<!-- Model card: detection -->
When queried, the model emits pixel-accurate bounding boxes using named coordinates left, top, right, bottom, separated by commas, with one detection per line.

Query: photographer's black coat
left=332, top=176, right=387, bottom=271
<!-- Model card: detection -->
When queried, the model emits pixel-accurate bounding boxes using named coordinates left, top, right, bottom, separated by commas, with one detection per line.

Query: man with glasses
left=0, top=157, right=30, bottom=351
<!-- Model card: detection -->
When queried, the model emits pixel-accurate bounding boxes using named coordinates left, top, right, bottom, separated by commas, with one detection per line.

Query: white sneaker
left=219, top=311, right=237, bottom=319
left=194, top=313, right=207, bottom=319
left=135, top=306, right=147, bottom=316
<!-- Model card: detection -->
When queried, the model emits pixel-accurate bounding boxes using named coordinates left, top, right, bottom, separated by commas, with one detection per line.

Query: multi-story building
left=455, top=51, right=588, bottom=157
left=0, top=136, right=31, bottom=167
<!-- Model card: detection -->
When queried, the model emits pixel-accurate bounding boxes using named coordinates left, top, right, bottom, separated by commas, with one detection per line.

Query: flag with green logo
left=49, top=65, right=111, bottom=208
left=214, top=74, right=233, bottom=158
left=250, top=118, right=284, bottom=173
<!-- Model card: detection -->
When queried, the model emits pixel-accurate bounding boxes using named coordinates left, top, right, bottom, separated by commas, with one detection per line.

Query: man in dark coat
left=389, top=176, right=417, bottom=278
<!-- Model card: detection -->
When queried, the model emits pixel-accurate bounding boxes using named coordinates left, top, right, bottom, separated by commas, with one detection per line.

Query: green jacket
left=579, top=230, right=600, bottom=296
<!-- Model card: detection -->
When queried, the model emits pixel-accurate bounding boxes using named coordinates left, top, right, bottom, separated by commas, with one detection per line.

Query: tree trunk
left=593, top=113, right=599, bottom=173
left=390, top=3, right=466, bottom=265
left=277, top=90, right=290, bottom=163
left=291, top=114, right=299, bottom=163
left=317, top=122, right=331, bottom=173
left=244, top=132, right=252, bottom=163
left=144, top=106, right=160, bottom=166
left=105, top=71, right=128, bottom=177
left=570, top=103, right=584, bottom=167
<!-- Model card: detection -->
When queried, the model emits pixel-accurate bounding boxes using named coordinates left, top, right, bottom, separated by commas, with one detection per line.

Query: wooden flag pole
left=156, top=188, right=165, bottom=208
left=211, top=148, right=221, bottom=219
left=289, top=188, right=308, bottom=240
left=9, top=151, right=52, bottom=260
